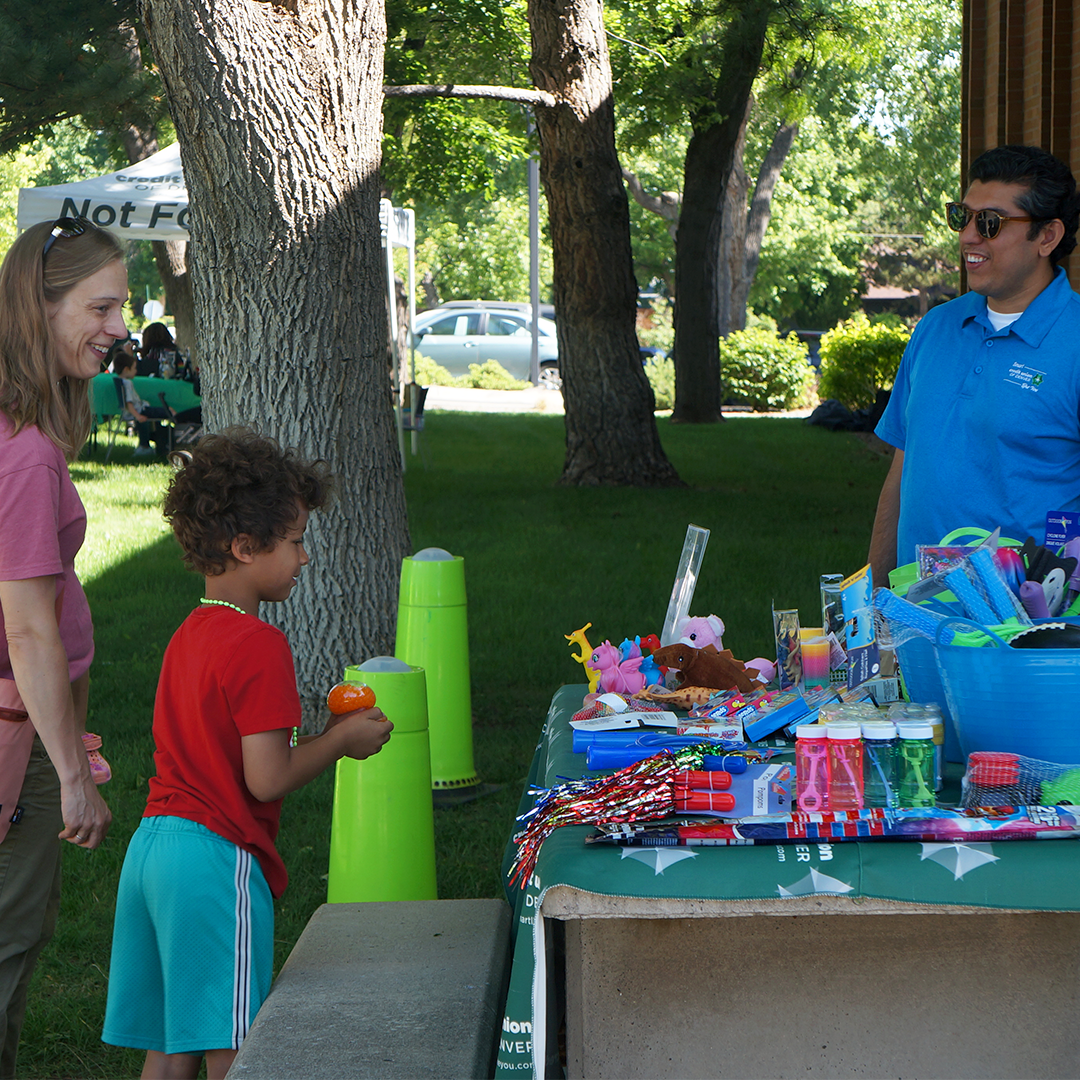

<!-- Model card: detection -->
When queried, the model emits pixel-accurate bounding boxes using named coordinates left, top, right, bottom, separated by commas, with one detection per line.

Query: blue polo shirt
left=875, top=267, right=1080, bottom=564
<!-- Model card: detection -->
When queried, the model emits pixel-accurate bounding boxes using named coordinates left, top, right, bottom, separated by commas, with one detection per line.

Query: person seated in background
left=114, top=353, right=177, bottom=458
left=102, top=336, right=137, bottom=375
left=138, top=321, right=176, bottom=377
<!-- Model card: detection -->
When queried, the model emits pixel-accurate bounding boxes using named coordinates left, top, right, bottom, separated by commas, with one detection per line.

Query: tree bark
left=149, top=238, right=195, bottom=356
left=528, top=0, right=681, bottom=486
left=113, top=20, right=197, bottom=355
left=671, top=4, right=773, bottom=423
left=729, top=120, right=798, bottom=333
left=140, top=0, right=410, bottom=705
left=716, top=101, right=751, bottom=341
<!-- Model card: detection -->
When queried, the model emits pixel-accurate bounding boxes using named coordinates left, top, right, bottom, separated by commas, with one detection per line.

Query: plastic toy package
left=587, top=805, right=1080, bottom=847
left=961, top=751, right=1080, bottom=808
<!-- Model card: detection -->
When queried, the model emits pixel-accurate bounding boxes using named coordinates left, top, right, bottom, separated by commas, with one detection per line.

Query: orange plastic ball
left=326, top=682, right=377, bottom=714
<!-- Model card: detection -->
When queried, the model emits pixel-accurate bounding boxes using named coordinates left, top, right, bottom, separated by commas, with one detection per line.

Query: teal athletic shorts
left=101, top=815, right=274, bottom=1055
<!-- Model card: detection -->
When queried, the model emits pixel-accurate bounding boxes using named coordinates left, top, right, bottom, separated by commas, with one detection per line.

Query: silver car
left=412, top=301, right=561, bottom=388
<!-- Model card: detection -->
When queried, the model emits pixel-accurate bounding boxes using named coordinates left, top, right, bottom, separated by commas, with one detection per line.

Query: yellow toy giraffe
left=565, top=623, right=601, bottom=694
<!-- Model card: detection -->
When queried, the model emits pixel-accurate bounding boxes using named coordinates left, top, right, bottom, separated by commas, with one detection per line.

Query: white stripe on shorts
left=232, top=848, right=254, bottom=1049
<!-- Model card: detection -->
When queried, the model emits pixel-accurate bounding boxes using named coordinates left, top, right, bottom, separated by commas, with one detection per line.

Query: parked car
left=412, top=301, right=561, bottom=388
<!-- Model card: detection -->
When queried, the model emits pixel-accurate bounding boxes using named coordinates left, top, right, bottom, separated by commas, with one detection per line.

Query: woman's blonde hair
left=0, top=219, right=125, bottom=459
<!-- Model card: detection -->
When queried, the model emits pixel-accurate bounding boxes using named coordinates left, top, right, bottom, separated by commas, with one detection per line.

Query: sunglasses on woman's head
left=945, top=202, right=1034, bottom=239
left=41, top=217, right=87, bottom=260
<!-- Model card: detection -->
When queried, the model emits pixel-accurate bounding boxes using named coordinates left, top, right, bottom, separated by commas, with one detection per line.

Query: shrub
left=644, top=354, right=675, bottom=411
left=412, top=353, right=530, bottom=391
left=719, top=328, right=815, bottom=412
left=817, top=313, right=910, bottom=410
left=413, top=353, right=456, bottom=386
left=460, top=361, right=531, bottom=391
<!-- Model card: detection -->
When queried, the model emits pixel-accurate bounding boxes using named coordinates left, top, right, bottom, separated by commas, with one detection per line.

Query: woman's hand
left=59, top=776, right=111, bottom=848
left=1, top=577, right=112, bottom=847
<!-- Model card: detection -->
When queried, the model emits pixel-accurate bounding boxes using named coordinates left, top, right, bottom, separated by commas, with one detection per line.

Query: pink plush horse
left=586, top=640, right=646, bottom=695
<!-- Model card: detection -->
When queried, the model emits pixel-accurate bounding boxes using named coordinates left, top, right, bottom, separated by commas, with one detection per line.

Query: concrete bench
left=226, top=898, right=512, bottom=1080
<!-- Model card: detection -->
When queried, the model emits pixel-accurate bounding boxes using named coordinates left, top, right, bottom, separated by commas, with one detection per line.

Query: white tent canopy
left=17, top=142, right=189, bottom=240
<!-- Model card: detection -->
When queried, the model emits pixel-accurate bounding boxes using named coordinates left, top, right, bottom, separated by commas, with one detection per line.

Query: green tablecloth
left=496, top=684, right=1080, bottom=1077
left=91, top=373, right=200, bottom=422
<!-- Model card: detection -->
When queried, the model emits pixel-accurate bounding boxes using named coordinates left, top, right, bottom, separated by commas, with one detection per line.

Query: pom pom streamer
left=508, top=744, right=723, bottom=887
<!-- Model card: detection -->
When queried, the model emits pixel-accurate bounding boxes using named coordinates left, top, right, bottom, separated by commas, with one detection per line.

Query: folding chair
left=104, top=377, right=129, bottom=462
left=88, top=375, right=127, bottom=460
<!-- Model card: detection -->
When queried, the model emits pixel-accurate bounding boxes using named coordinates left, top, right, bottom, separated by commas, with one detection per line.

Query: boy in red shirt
left=102, top=429, right=392, bottom=1080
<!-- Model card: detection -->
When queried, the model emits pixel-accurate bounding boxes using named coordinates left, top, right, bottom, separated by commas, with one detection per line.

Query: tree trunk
left=716, top=102, right=752, bottom=340
left=671, top=5, right=773, bottom=423
left=114, top=21, right=198, bottom=356
left=141, top=0, right=410, bottom=706
left=150, top=239, right=195, bottom=356
left=729, top=120, right=798, bottom=333
left=528, top=0, right=681, bottom=486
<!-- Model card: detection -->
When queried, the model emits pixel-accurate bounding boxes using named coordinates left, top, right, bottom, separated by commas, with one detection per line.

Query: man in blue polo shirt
left=869, top=145, right=1080, bottom=585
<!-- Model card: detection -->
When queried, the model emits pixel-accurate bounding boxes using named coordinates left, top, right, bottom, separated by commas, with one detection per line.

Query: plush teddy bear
left=676, top=614, right=725, bottom=651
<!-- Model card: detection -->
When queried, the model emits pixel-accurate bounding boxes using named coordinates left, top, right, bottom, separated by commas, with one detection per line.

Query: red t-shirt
left=144, top=606, right=301, bottom=896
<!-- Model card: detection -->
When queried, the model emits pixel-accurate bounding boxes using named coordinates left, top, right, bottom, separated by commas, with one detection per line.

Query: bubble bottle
left=921, top=703, right=946, bottom=792
left=826, top=723, right=864, bottom=811
left=861, top=720, right=898, bottom=809
left=795, top=724, right=830, bottom=812
left=896, top=722, right=936, bottom=808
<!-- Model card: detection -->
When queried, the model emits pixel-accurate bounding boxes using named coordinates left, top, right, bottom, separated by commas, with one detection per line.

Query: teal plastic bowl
left=935, top=618, right=1080, bottom=764
left=895, top=634, right=963, bottom=763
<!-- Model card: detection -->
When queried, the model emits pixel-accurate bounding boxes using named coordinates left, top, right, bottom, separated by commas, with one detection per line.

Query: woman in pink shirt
left=0, top=217, right=123, bottom=1078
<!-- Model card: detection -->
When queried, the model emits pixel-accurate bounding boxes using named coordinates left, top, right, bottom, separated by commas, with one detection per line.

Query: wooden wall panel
left=964, top=0, right=1079, bottom=287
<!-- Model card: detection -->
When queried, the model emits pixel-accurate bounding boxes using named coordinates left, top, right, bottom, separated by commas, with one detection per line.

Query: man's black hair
left=968, top=145, right=1080, bottom=264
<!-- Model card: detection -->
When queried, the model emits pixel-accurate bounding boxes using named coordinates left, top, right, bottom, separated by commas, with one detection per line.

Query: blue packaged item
left=585, top=735, right=747, bottom=771
left=743, top=685, right=839, bottom=742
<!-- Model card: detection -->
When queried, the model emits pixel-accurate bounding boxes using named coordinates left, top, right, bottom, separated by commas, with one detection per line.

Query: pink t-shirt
left=0, top=414, right=94, bottom=685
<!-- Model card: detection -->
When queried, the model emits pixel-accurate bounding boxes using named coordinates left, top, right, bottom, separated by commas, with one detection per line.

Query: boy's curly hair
left=164, top=427, right=333, bottom=576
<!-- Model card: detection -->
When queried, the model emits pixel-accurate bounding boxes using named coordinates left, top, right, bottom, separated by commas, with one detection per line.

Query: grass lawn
left=16, top=415, right=890, bottom=1079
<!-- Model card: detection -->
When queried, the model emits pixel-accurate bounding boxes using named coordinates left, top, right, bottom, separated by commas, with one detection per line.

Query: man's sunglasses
left=945, top=202, right=1034, bottom=240
left=42, top=216, right=87, bottom=260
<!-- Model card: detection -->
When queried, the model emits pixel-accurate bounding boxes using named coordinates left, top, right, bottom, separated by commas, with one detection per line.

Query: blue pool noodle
left=968, top=548, right=1025, bottom=623
left=943, top=566, right=998, bottom=626
left=873, top=589, right=956, bottom=645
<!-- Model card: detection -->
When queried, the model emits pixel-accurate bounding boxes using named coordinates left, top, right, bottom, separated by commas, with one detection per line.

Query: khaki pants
left=0, top=738, right=62, bottom=1080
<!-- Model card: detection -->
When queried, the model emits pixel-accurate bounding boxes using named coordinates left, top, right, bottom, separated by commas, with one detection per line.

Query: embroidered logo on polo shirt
left=1005, top=361, right=1045, bottom=392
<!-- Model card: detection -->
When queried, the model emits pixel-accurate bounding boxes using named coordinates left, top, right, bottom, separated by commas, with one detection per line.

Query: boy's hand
left=323, top=705, right=386, bottom=733
left=336, top=710, right=393, bottom=760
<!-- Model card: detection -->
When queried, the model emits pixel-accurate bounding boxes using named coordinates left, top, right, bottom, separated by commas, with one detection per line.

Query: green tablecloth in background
left=496, top=684, right=1080, bottom=1077
left=91, top=372, right=200, bottom=422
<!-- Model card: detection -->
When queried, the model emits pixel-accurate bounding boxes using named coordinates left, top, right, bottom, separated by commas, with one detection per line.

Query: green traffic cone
left=395, top=549, right=479, bottom=797
left=327, top=657, right=437, bottom=902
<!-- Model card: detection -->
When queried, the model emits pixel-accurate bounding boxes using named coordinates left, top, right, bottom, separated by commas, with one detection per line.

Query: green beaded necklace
left=199, top=598, right=248, bottom=615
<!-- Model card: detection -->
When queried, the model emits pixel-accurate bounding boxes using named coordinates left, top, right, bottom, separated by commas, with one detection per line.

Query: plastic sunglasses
left=42, top=216, right=87, bottom=260
left=945, top=202, right=1034, bottom=239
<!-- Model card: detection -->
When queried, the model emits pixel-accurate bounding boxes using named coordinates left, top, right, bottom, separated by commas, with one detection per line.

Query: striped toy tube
left=968, top=548, right=1027, bottom=623
left=943, top=565, right=998, bottom=625
left=872, top=589, right=956, bottom=645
